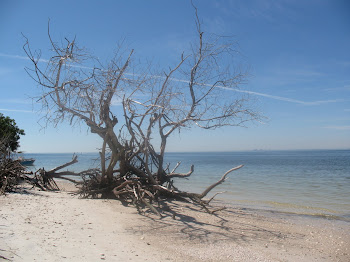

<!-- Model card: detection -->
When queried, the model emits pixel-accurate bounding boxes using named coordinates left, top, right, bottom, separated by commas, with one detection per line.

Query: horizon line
left=20, top=148, right=350, bottom=154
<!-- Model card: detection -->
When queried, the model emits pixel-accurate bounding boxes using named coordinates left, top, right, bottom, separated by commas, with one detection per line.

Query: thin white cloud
left=0, top=66, right=13, bottom=76
left=0, top=98, right=32, bottom=105
left=323, top=126, right=350, bottom=130
left=274, top=69, right=324, bottom=77
left=0, top=53, right=59, bottom=65
left=0, top=108, right=33, bottom=113
left=2, top=53, right=343, bottom=106
left=221, top=88, right=342, bottom=105
left=0, top=53, right=30, bottom=61
left=168, top=76, right=342, bottom=106
left=324, top=85, right=350, bottom=92
left=337, top=61, right=350, bottom=67
left=218, top=0, right=296, bottom=23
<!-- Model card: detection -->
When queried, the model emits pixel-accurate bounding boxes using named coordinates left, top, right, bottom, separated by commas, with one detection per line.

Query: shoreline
left=1, top=181, right=349, bottom=261
left=22, top=150, right=350, bottom=222
left=21, top=172, right=350, bottom=222
left=216, top=198, right=350, bottom=224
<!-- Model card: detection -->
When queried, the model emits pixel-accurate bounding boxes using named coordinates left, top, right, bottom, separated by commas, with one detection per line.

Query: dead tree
left=23, top=8, right=261, bottom=214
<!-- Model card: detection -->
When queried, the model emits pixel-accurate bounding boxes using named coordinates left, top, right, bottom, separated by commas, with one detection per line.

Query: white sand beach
left=1, top=181, right=349, bottom=261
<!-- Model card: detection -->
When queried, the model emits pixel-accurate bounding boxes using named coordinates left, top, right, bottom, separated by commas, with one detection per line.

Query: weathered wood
left=22, top=4, right=257, bottom=216
left=199, top=165, right=244, bottom=199
left=0, top=158, right=25, bottom=194
left=47, top=155, right=78, bottom=173
left=167, top=164, right=194, bottom=179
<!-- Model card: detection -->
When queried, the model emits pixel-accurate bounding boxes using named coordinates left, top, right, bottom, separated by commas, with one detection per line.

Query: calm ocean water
left=23, top=150, right=350, bottom=220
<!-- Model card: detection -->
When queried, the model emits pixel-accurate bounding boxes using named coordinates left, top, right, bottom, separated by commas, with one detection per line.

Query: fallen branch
left=167, top=164, right=194, bottom=179
left=47, top=155, right=78, bottom=173
left=204, top=191, right=227, bottom=205
left=199, top=165, right=244, bottom=199
left=22, top=155, right=80, bottom=192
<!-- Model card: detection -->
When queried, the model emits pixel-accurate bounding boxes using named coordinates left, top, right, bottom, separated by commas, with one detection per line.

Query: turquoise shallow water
left=23, top=150, right=350, bottom=220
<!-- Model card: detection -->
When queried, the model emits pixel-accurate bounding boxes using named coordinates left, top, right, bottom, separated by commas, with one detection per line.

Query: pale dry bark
left=23, top=6, right=261, bottom=214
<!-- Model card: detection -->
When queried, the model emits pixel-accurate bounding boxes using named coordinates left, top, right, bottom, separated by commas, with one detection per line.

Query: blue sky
left=0, top=0, right=349, bottom=153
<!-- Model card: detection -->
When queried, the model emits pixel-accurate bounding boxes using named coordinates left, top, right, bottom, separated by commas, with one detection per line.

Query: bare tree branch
left=24, top=6, right=261, bottom=215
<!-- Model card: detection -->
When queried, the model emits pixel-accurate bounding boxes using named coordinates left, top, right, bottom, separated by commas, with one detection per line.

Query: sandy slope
left=1, top=182, right=349, bottom=261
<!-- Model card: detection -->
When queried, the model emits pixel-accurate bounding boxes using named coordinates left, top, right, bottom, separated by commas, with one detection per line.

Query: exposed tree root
left=79, top=161, right=244, bottom=216
left=1, top=153, right=244, bottom=216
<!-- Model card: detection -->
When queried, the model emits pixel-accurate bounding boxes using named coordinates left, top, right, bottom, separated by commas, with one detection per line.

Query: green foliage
left=0, top=113, right=25, bottom=153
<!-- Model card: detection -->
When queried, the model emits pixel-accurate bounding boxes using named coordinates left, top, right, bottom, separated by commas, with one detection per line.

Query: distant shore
left=1, top=180, right=349, bottom=261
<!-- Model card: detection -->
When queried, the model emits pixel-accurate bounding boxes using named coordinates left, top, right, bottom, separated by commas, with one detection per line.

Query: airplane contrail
left=1, top=53, right=342, bottom=106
